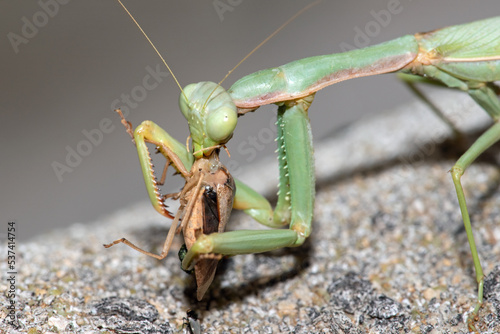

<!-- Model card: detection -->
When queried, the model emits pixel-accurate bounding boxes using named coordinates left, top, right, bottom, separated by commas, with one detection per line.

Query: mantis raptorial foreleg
left=104, top=115, right=195, bottom=260
left=107, top=99, right=240, bottom=299
left=181, top=96, right=315, bottom=270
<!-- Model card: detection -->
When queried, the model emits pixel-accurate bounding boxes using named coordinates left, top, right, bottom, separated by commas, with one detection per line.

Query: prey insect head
left=179, top=82, right=237, bottom=158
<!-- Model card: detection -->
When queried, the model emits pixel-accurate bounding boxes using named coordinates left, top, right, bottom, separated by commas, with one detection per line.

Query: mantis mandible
left=105, top=1, right=500, bottom=326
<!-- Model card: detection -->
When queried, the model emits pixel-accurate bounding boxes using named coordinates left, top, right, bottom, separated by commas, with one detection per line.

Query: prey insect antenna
left=116, top=0, right=187, bottom=101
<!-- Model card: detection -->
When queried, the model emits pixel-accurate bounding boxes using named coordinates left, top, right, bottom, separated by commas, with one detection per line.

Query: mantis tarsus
left=105, top=2, right=500, bottom=327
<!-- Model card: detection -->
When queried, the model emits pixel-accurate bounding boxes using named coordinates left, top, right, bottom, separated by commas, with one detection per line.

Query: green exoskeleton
left=107, top=1, right=499, bottom=327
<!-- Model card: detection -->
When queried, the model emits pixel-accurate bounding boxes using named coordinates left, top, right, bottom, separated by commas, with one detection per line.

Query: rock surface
left=2, top=91, right=500, bottom=333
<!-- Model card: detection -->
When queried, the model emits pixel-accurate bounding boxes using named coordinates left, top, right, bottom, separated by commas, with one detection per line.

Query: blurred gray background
left=2, top=1, right=499, bottom=240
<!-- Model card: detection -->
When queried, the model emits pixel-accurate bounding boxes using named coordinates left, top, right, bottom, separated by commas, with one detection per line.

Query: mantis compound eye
left=206, top=106, right=237, bottom=143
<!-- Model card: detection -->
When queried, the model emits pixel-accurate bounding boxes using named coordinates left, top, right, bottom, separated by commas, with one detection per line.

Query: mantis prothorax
left=105, top=2, right=499, bottom=326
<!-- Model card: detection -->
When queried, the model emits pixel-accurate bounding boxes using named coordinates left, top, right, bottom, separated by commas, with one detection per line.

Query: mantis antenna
left=218, top=0, right=322, bottom=88
left=115, top=0, right=187, bottom=101
left=116, top=0, right=321, bottom=111
left=201, top=0, right=323, bottom=112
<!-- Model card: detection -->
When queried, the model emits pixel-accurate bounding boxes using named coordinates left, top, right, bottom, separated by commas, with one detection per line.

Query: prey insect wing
left=203, top=186, right=220, bottom=235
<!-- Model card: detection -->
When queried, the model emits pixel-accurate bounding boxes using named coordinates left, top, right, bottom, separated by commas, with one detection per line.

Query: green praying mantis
left=104, top=1, right=500, bottom=327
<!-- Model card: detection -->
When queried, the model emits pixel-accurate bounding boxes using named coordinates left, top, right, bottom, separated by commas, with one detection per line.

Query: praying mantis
left=105, top=1, right=500, bottom=327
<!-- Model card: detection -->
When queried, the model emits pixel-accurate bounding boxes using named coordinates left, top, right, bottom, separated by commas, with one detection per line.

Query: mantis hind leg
left=451, top=121, right=500, bottom=325
left=399, top=70, right=500, bottom=326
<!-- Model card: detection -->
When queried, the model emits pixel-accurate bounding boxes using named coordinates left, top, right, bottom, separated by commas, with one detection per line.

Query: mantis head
left=179, top=82, right=238, bottom=158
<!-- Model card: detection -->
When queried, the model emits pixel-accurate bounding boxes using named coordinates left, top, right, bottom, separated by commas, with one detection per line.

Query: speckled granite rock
left=2, top=91, right=500, bottom=333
